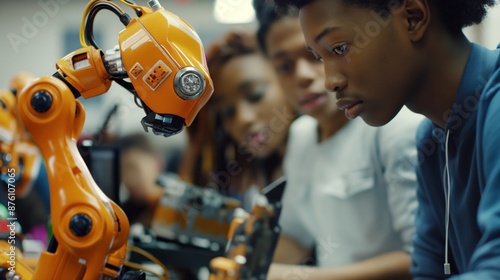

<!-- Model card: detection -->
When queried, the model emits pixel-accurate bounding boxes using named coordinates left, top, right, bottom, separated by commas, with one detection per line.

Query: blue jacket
left=411, top=43, right=500, bottom=279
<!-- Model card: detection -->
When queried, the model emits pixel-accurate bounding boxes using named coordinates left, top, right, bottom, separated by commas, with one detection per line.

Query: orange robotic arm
left=209, top=178, right=286, bottom=280
left=209, top=196, right=278, bottom=280
left=10, top=1, right=213, bottom=279
left=0, top=72, right=43, bottom=199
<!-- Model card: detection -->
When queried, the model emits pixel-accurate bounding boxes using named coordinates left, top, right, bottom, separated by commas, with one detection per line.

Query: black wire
left=84, top=2, right=129, bottom=49
left=112, top=78, right=143, bottom=109
left=83, top=2, right=149, bottom=112
left=134, top=8, right=143, bottom=17
left=111, top=0, right=142, bottom=16
left=84, top=2, right=135, bottom=105
left=134, top=95, right=143, bottom=108
left=112, top=78, right=135, bottom=93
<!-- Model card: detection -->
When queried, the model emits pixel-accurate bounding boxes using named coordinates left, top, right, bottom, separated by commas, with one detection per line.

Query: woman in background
left=180, top=31, right=295, bottom=210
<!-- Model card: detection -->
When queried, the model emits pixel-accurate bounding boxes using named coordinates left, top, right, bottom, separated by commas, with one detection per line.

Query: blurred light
left=213, top=0, right=256, bottom=24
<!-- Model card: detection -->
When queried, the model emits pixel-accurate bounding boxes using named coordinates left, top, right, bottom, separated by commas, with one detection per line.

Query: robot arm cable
left=80, top=1, right=146, bottom=112
left=126, top=244, right=170, bottom=280
left=81, top=1, right=131, bottom=49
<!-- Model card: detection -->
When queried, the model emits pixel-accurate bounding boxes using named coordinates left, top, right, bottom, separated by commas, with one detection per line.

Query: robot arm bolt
left=69, top=213, right=93, bottom=237
left=30, top=91, right=53, bottom=113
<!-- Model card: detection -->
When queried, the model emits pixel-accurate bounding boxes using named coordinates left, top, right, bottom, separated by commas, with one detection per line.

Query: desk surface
left=130, top=239, right=225, bottom=271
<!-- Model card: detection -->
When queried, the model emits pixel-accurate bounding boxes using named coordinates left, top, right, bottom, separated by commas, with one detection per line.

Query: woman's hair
left=179, top=31, right=259, bottom=192
left=205, top=31, right=260, bottom=81
left=179, top=31, right=269, bottom=195
left=273, top=0, right=498, bottom=33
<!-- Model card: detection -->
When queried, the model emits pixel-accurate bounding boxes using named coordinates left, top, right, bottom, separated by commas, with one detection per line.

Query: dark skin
left=300, top=0, right=471, bottom=128
left=211, top=52, right=292, bottom=194
left=266, top=16, right=348, bottom=141
left=264, top=14, right=412, bottom=280
left=212, top=53, right=291, bottom=159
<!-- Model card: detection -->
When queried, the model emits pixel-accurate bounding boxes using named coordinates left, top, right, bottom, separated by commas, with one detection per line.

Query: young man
left=254, top=3, right=423, bottom=279
left=274, top=0, right=500, bottom=278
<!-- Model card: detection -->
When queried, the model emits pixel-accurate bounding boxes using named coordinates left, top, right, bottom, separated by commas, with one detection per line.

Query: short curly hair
left=274, top=0, right=498, bottom=33
left=254, top=0, right=298, bottom=54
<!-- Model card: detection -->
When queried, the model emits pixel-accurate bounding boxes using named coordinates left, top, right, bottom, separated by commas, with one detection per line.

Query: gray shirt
left=281, top=109, right=422, bottom=267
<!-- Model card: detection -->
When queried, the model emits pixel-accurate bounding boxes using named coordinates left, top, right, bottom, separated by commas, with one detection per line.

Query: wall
left=462, top=4, right=500, bottom=49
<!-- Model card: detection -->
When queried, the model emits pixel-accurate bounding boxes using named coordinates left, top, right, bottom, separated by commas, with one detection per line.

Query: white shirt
left=280, top=109, right=423, bottom=267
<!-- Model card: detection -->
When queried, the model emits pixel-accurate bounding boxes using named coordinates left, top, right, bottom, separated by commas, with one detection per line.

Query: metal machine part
left=0, top=1, right=213, bottom=279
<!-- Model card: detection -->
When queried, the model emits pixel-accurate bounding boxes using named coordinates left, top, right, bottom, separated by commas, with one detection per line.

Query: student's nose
left=295, top=58, right=316, bottom=89
left=235, top=101, right=256, bottom=128
left=324, top=62, right=347, bottom=93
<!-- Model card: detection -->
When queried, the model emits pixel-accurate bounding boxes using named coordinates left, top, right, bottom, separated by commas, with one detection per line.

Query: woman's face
left=213, top=53, right=294, bottom=158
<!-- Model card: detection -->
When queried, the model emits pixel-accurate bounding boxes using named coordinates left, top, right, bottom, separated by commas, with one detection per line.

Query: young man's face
left=299, top=0, right=420, bottom=126
left=266, top=16, right=340, bottom=119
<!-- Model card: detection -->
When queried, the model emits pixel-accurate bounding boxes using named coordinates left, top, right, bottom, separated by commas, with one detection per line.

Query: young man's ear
left=404, top=0, right=431, bottom=42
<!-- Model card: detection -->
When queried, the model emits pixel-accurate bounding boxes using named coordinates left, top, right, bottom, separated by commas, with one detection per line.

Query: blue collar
left=443, top=43, right=500, bottom=135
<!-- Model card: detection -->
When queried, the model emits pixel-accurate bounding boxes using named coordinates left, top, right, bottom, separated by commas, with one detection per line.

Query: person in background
left=254, top=2, right=423, bottom=279
left=179, top=31, right=296, bottom=211
left=119, top=133, right=166, bottom=227
left=274, top=0, right=500, bottom=279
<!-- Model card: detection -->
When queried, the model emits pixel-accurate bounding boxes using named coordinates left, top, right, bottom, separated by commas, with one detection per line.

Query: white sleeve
left=278, top=184, right=315, bottom=249
left=377, top=109, right=423, bottom=253
left=278, top=117, right=316, bottom=249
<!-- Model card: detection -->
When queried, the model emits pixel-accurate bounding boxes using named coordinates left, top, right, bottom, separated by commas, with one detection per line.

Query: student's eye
left=220, top=106, right=235, bottom=119
left=331, top=44, right=348, bottom=56
left=246, top=91, right=264, bottom=103
left=276, top=61, right=293, bottom=74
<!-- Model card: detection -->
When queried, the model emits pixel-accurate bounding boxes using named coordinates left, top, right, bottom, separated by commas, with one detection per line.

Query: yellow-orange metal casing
left=17, top=76, right=129, bottom=279
left=2, top=3, right=214, bottom=279
left=0, top=240, right=33, bottom=280
left=0, top=89, right=19, bottom=179
left=209, top=202, right=275, bottom=279
left=55, top=46, right=112, bottom=99
left=0, top=89, right=18, bottom=153
left=118, top=8, right=213, bottom=126
left=9, top=72, right=35, bottom=130
left=9, top=72, right=35, bottom=94
left=0, top=85, right=42, bottom=197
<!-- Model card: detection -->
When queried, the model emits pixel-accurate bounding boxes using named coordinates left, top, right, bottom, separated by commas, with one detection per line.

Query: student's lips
left=247, top=130, right=268, bottom=147
left=336, top=99, right=364, bottom=119
left=298, top=93, right=327, bottom=112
